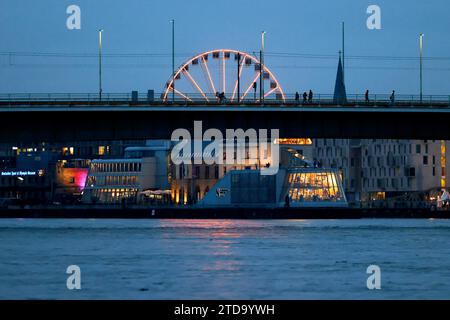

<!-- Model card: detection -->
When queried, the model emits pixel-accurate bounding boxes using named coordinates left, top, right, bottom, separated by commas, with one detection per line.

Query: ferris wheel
left=162, top=49, right=285, bottom=103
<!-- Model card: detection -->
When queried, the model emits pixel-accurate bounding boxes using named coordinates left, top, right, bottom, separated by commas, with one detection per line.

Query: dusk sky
left=1, top=0, right=450, bottom=95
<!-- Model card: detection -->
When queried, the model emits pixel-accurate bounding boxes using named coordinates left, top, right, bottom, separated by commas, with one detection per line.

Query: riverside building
left=82, top=141, right=171, bottom=204
left=313, top=139, right=450, bottom=206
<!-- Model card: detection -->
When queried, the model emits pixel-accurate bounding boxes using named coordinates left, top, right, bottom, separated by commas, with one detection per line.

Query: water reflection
left=158, top=220, right=242, bottom=271
left=2, top=219, right=450, bottom=299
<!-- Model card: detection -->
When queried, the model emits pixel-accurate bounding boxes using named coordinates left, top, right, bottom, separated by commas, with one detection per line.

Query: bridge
left=1, top=93, right=450, bottom=143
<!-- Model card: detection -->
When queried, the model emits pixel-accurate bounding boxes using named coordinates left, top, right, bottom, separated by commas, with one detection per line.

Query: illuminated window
left=441, top=141, right=446, bottom=188
left=98, top=146, right=106, bottom=156
left=62, top=147, right=75, bottom=156
left=284, top=170, right=345, bottom=203
left=175, top=189, right=180, bottom=204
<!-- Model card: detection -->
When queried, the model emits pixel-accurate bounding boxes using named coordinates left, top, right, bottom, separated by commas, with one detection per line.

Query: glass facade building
left=200, top=168, right=348, bottom=208
left=284, top=169, right=346, bottom=206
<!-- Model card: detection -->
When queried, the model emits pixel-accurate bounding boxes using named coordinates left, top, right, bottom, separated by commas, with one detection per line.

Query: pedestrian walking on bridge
left=308, top=90, right=313, bottom=103
left=390, top=90, right=395, bottom=105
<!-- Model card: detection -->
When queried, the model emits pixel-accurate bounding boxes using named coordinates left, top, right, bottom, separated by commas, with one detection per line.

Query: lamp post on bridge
left=170, top=19, right=175, bottom=103
left=98, top=29, right=104, bottom=101
left=237, top=52, right=241, bottom=103
left=260, top=31, right=266, bottom=104
left=419, top=33, right=424, bottom=102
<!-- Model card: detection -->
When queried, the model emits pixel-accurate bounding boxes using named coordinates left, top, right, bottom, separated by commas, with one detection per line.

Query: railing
left=1, top=92, right=450, bottom=107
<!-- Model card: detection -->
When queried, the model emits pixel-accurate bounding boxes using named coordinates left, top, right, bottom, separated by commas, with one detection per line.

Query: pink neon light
left=171, top=87, right=193, bottom=102
left=231, top=56, right=246, bottom=101
left=222, top=55, right=226, bottom=93
left=201, top=56, right=217, bottom=93
left=241, top=72, right=261, bottom=100
left=183, top=68, right=209, bottom=101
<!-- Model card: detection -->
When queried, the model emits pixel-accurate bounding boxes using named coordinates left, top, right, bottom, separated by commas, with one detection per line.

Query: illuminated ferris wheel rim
left=163, top=48, right=286, bottom=102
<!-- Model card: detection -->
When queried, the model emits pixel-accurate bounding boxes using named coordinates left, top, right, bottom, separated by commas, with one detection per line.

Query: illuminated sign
left=1, top=170, right=44, bottom=177
left=274, top=138, right=313, bottom=145
left=1, top=171, right=36, bottom=176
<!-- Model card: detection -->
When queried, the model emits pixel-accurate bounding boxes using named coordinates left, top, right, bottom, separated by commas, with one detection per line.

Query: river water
left=0, top=219, right=449, bottom=300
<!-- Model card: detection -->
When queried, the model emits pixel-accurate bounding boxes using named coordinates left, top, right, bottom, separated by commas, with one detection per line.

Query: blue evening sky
left=1, top=0, right=450, bottom=96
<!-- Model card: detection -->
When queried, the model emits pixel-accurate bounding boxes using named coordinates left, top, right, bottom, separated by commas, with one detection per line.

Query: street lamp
left=419, top=33, right=424, bottom=102
left=237, top=52, right=241, bottom=103
left=99, top=29, right=104, bottom=101
left=260, top=31, right=266, bottom=103
left=170, top=20, right=175, bottom=103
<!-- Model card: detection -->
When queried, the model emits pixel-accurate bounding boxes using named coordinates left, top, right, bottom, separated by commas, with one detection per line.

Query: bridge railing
left=0, top=93, right=133, bottom=102
left=1, top=92, right=450, bottom=107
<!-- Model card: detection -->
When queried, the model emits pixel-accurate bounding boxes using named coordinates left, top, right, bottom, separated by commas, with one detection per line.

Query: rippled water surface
left=1, top=218, right=450, bottom=299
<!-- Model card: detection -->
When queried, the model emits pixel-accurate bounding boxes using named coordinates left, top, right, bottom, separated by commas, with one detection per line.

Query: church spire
left=333, top=52, right=347, bottom=104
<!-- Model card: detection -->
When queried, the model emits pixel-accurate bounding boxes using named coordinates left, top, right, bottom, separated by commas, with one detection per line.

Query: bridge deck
left=1, top=93, right=450, bottom=142
left=0, top=92, right=449, bottom=109
left=1, top=104, right=450, bottom=114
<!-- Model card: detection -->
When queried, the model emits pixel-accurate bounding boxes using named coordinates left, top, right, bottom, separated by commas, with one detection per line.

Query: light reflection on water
left=0, top=218, right=450, bottom=299
left=159, top=220, right=243, bottom=272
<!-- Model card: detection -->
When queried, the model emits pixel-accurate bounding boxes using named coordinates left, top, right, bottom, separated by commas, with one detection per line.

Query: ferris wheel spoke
left=262, top=66, right=286, bottom=102
left=221, top=56, right=226, bottom=94
left=264, top=87, right=278, bottom=99
left=182, top=69, right=209, bottom=102
left=241, top=72, right=261, bottom=101
left=171, top=87, right=193, bottom=102
left=231, top=56, right=245, bottom=102
left=200, top=56, right=217, bottom=94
